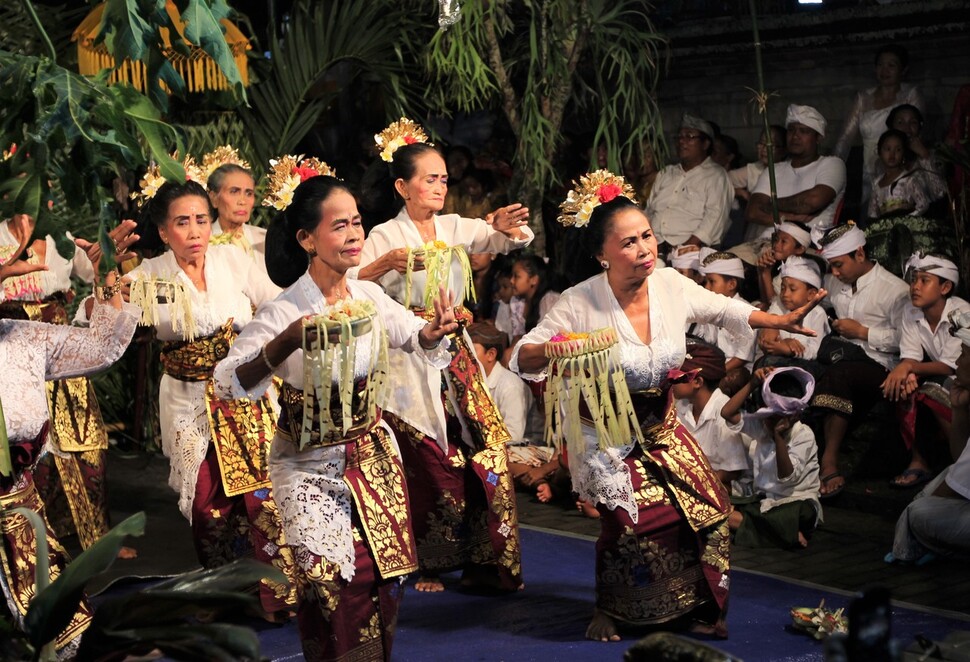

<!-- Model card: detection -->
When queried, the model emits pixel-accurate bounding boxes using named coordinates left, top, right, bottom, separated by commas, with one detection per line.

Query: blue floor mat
left=98, top=526, right=969, bottom=661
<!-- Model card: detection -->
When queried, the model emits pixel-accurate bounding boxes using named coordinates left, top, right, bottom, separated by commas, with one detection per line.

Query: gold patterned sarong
left=412, top=305, right=511, bottom=450
left=0, top=473, right=92, bottom=650
left=161, top=321, right=274, bottom=497
left=277, top=383, right=417, bottom=580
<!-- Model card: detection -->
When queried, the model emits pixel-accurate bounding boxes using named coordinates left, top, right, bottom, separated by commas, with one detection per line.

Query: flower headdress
left=261, top=155, right=337, bottom=212
left=130, top=153, right=207, bottom=205
left=557, top=169, right=637, bottom=229
left=375, top=118, right=430, bottom=163
left=201, top=145, right=251, bottom=181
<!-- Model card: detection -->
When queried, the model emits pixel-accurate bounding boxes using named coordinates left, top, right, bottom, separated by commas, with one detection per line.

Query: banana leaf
left=23, top=512, right=146, bottom=653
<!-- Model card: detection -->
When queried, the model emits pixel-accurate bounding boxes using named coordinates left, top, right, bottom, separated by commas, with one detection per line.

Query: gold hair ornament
left=557, top=169, right=637, bottom=229
left=261, top=155, right=337, bottom=212
left=375, top=118, right=430, bottom=163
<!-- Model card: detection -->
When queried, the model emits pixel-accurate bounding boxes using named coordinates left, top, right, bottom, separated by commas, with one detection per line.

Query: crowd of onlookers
left=442, top=43, right=970, bottom=561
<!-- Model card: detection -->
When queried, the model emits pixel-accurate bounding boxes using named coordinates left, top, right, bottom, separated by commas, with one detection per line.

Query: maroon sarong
left=594, top=390, right=731, bottom=632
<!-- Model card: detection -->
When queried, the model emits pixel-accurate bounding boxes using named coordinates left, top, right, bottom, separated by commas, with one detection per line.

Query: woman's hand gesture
left=419, top=286, right=458, bottom=349
left=490, top=203, right=530, bottom=238
left=773, top=289, right=827, bottom=336
left=74, top=219, right=140, bottom=267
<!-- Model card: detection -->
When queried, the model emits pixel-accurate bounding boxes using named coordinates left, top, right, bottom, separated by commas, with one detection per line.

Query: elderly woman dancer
left=512, top=170, right=823, bottom=641
left=78, top=176, right=296, bottom=619
left=354, top=119, right=532, bottom=592
left=204, top=146, right=268, bottom=270
left=0, top=243, right=136, bottom=657
left=215, top=174, right=456, bottom=660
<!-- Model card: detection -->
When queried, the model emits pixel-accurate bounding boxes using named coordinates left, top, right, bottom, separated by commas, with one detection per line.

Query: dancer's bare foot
left=576, top=499, right=601, bottom=519
left=117, top=545, right=138, bottom=560
left=536, top=482, right=553, bottom=503
left=586, top=608, right=621, bottom=642
left=797, top=531, right=809, bottom=548
left=415, top=576, right=444, bottom=592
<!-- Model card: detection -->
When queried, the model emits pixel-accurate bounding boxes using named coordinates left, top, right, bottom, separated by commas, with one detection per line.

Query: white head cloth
left=749, top=366, right=816, bottom=419
left=775, top=221, right=811, bottom=248
left=786, top=104, right=827, bottom=138
left=682, top=114, right=715, bottom=141
left=698, top=247, right=745, bottom=278
left=818, top=224, right=866, bottom=261
left=779, top=255, right=822, bottom=289
left=904, top=252, right=960, bottom=286
left=949, top=308, right=970, bottom=348
left=671, top=244, right=701, bottom=271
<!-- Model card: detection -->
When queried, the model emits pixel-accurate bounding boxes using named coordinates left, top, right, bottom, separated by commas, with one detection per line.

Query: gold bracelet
left=260, top=344, right=278, bottom=372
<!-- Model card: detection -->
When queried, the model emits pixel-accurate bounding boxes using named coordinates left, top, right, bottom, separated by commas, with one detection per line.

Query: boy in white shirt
left=880, top=253, right=970, bottom=489
left=468, top=321, right=551, bottom=495
left=673, top=342, right=752, bottom=495
left=692, top=248, right=757, bottom=371
left=757, top=255, right=830, bottom=369
left=721, top=366, right=822, bottom=549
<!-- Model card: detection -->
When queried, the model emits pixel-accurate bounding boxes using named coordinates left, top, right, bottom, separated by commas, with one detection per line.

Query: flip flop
left=890, top=468, right=932, bottom=489
left=819, top=471, right=844, bottom=499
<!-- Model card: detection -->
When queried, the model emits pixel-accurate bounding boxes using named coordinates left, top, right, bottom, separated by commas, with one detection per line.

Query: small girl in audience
left=757, top=256, right=830, bottom=371
left=507, top=254, right=560, bottom=345
left=869, top=129, right=936, bottom=220
left=757, top=220, right=811, bottom=307
left=721, top=367, right=822, bottom=549
left=693, top=249, right=757, bottom=371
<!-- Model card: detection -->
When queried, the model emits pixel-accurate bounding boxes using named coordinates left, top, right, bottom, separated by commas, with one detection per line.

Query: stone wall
left=654, top=0, right=970, bottom=164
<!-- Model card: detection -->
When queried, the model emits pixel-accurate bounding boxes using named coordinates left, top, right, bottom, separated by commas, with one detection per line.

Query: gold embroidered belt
left=160, top=319, right=274, bottom=497
left=0, top=292, right=70, bottom=324
left=277, top=381, right=381, bottom=449
left=160, top=319, right=235, bottom=382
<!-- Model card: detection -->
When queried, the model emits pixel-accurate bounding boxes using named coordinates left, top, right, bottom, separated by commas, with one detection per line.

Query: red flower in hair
left=403, top=136, right=417, bottom=145
left=597, top=183, right=622, bottom=203
left=292, top=165, right=320, bottom=182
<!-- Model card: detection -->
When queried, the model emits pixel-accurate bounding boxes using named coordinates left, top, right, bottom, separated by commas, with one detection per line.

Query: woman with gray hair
left=207, top=162, right=267, bottom=269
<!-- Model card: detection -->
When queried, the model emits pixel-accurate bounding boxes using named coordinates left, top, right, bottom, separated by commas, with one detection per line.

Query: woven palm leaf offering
left=544, top=327, right=645, bottom=460
left=128, top=276, right=196, bottom=341
left=299, top=298, right=388, bottom=450
left=404, top=239, right=475, bottom=309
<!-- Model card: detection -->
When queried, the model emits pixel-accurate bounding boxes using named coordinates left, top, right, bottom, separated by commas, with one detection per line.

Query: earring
left=600, top=260, right=610, bottom=270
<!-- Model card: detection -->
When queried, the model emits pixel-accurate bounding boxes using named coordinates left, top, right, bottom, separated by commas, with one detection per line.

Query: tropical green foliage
left=417, top=0, right=668, bottom=248
left=1, top=510, right=279, bottom=662
left=238, top=0, right=415, bottom=168
left=97, top=0, right=246, bottom=109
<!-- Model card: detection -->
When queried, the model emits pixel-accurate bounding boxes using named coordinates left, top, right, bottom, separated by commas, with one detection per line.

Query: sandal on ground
left=889, top=467, right=932, bottom=490
left=819, top=471, right=845, bottom=499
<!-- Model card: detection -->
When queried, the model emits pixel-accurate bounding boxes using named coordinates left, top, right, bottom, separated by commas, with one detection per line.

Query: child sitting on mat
left=721, top=366, right=822, bottom=549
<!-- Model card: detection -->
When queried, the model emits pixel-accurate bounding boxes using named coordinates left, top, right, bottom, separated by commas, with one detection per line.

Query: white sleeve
left=776, top=425, right=818, bottom=486
left=454, top=215, right=534, bottom=254
left=46, top=302, right=139, bottom=380
left=213, top=301, right=291, bottom=400
left=681, top=274, right=756, bottom=336
left=898, top=309, right=924, bottom=362
left=369, top=284, right=452, bottom=368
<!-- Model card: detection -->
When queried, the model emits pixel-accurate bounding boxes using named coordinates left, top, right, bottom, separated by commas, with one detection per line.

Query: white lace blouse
left=213, top=273, right=451, bottom=583
left=0, top=221, right=95, bottom=300
left=510, top=268, right=755, bottom=520
left=0, top=302, right=138, bottom=442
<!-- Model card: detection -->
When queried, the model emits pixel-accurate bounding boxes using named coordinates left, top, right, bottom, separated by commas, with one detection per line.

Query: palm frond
left=239, top=0, right=418, bottom=167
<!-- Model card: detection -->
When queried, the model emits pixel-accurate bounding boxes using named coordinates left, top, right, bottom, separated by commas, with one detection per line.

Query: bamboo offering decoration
left=300, top=299, right=388, bottom=451
left=128, top=277, right=195, bottom=341
left=404, top=240, right=475, bottom=309
left=543, top=328, right=644, bottom=461
left=0, top=395, right=11, bottom=478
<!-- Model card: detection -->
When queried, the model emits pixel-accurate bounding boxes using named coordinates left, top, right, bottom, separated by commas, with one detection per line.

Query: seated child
left=670, top=244, right=704, bottom=285
left=757, top=255, right=830, bottom=369
left=508, top=254, right=560, bottom=345
left=721, top=366, right=822, bottom=549
left=673, top=342, right=752, bottom=496
left=889, top=328, right=970, bottom=564
left=881, top=253, right=970, bottom=488
left=868, top=129, right=938, bottom=221
left=468, top=321, right=552, bottom=495
left=756, top=220, right=812, bottom=308
left=693, top=249, right=757, bottom=371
